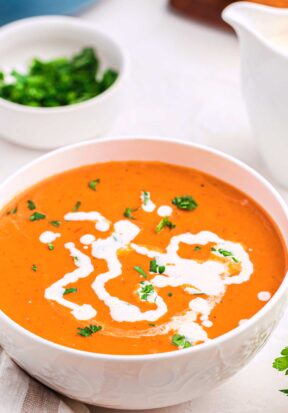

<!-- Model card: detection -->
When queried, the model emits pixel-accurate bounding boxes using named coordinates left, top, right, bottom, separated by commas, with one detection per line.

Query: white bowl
left=0, top=17, right=128, bottom=150
left=0, top=137, right=287, bottom=410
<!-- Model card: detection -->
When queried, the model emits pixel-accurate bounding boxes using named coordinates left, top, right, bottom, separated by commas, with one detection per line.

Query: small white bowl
left=0, top=136, right=287, bottom=410
left=0, top=16, right=128, bottom=150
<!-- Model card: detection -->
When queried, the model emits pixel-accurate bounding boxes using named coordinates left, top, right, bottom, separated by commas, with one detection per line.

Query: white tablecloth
left=0, top=1, right=287, bottom=411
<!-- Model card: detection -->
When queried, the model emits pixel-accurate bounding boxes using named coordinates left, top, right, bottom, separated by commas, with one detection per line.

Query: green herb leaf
left=171, top=334, right=192, bottom=348
left=134, top=265, right=147, bottom=279
left=148, top=323, right=156, bottom=327
left=6, top=206, right=18, bottom=215
left=29, top=211, right=46, bottom=221
left=123, top=207, right=137, bottom=220
left=88, top=178, right=100, bottom=191
left=77, top=324, right=102, bottom=337
left=167, top=292, right=173, bottom=297
left=172, top=195, right=198, bottom=211
left=47, top=243, right=54, bottom=251
left=138, top=282, right=154, bottom=301
left=49, top=220, right=61, bottom=228
left=143, top=191, right=149, bottom=206
left=273, top=354, right=288, bottom=371
left=158, top=265, right=165, bottom=274
left=194, top=246, right=201, bottom=251
left=149, top=259, right=158, bottom=273
left=156, top=217, right=176, bottom=233
left=273, top=347, right=288, bottom=396
left=63, top=287, right=78, bottom=295
left=149, top=259, right=165, bottom=274
left=211, top=247, right=240, bottom=263
left=27, top=200, right=36, bottom=210
left=218, top=249, right=233, bottom=257
left=281, top=347, right=288, bottom=356
left=31, top=264, right=37, bottom=272
left=72, top=201, right=81, bottom=212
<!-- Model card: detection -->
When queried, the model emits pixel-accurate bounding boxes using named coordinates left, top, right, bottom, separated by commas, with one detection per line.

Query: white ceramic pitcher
left=222, top=2, right=288, bottom=188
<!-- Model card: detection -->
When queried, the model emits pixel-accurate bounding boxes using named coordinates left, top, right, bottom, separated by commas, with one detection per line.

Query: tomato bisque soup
left=0, top=161, right=287, bottom=355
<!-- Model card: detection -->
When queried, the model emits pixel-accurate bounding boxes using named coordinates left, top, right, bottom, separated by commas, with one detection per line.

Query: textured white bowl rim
left=0, top=15, right=129, bottom=113
left=0, top=136, right=287, bottom=362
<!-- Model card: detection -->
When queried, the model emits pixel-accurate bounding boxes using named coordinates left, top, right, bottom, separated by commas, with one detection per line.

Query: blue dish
left=0, top=0, right=97, bottom=26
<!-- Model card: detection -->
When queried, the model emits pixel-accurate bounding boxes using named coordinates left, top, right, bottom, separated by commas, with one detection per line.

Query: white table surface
left=1, top=1, right=288, bottom=412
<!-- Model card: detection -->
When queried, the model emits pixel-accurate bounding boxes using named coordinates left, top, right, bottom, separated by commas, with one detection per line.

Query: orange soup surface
left=0, top=161, right=287, bottom=355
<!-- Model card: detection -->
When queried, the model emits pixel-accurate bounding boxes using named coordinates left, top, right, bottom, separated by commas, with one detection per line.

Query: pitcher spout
left=223, top=2, right=288, bottom=43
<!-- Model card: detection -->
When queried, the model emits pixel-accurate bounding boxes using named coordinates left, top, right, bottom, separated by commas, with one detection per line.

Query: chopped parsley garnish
left=88, top=178, right=100, bottom=191
left=171, top=334, right=192, bottom=349
left=0, top=48, right=118, bottom=108
left=31, top=264, right=37, bottom=272
left=148, top=323, right=156, bottom=327
left=77, top=324, right=102, bottom=337
left=47, top=243, right=54, bottom=251
left=218, top=249, right=233, bottom=257
left=63, top=287, right=78, bottom=295
left=143, top=191, right=149, bottom=206
left=134, top=265, right=148, bottom=278
left=123, top=207, right=137, bottom=220
left=194, top=246, right=201, bottom=251
left=156, top=217, right=176, bottom=233
left=72, top=201, right=81, bottom=212
left=49, top=220, right=61, bottom=227
left=150, top=259, right=158, bottom=273
left=149, top=259, right=165, bottom=274
left=172, top=195, right=198, bottom=211
left=6, top=206, right=17, bottom=215
left=138, top=282, right=154, bottom=301
left=273, top=347, right=288, bottom=395
left=211, top=247, right=240, bottom=263
left=27, top=200, right=36, bottom=210
left=167, top=292, right=173, bottom=297
left=29, top=211, right=46, bottom=221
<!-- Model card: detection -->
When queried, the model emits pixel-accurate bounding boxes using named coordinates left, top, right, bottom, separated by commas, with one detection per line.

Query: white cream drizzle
left=257, top=291, right=271, bottom=302
left=157, top=205, right=173, bottom=217
left=140, top=191, right=156, bottom=212
left=39, top=231, right=61, bottom=244
left=131, top=230, right=253, bottom=343
left=64, top=211, right=110, bottom=232
left=44, top=206, right=254, bottom=346
left=80, top=234, right=96, bottom=245
left=44, top=242, right=96, bottom=320
left=91, top=220, right=167, bottom=322
left=238, top=318, right=248, bottom=326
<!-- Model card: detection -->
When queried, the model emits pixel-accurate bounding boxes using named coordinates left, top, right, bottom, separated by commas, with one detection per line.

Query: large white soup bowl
left=0, top=137, right=287, bottom=410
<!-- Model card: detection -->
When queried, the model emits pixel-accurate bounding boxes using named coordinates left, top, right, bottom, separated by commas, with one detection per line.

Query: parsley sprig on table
left=0, top=48, right=118, bottom=108
left=273, top=347, right=288, bottom=395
